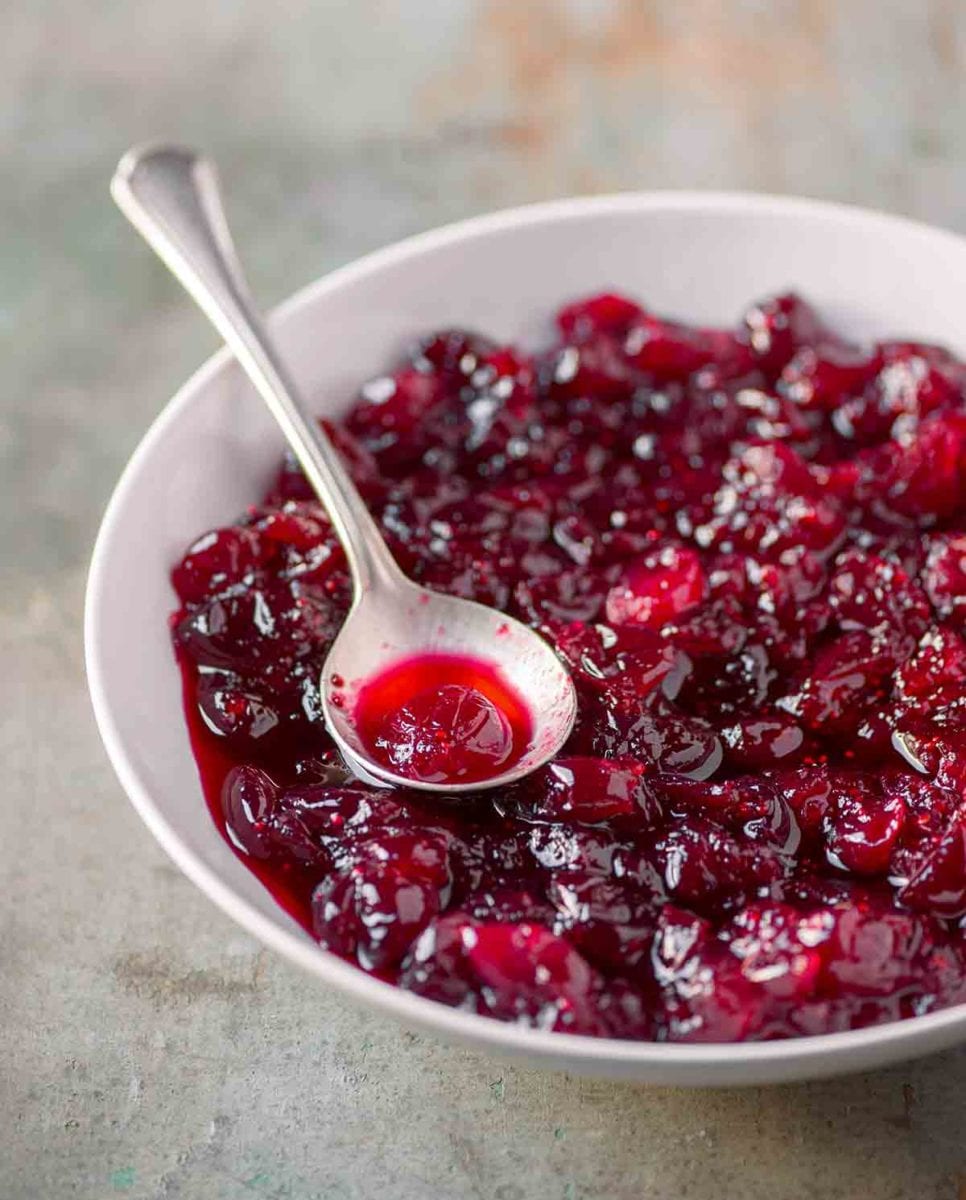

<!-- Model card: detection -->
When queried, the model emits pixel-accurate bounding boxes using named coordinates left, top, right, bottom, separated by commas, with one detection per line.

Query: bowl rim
left=86, top=188, right=966, bottom=1071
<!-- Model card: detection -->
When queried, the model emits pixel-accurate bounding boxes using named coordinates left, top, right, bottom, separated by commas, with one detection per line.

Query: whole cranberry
left=466, top=921, right=599, bottom=1028
left=787, top=631, right=896, bottom=736
left=410, top=328, right=497, bottom=382
left=501, top=756, right=659, bottom=829
left=370, top=683, right=516, bottom=784
left=822, top=775, right=906, bottom=876
left=604, top=545, right=707, bottom=631
left=721, top=714, right=805, bottom=769
left=556, top=293, right=644, bottom=340
left=196, top=675, right=280, bottom=748
left=549, top=874, right=659, bottom=973
left=221, top=765, right=279, bottom=859
left=722, top=902, right=832, bottom=1000
left=894, top=626, right=966, bottom=709
left=780, top=345, right=879, bottom=412
left=923, top=533, right=966, bottom=618
left=172, top=527, right=265, bottom=605
left=590, top=700, right=723, bottom=780
left=313, top=862, right=442, bottom=972
left=624, top=316, right=743, bottom=381
left=896, top=811, right=966, bottom=919
left=742, top=293, right=828, bottom=374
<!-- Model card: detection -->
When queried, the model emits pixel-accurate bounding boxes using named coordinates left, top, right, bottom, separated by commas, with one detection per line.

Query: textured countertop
left=3, top=2, right=965, bottom=1196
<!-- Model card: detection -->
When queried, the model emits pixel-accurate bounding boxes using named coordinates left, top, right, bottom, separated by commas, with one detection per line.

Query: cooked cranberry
left=895, top=626, right=966, bottom=709
left=556, top=293, right=643, bottom=340
left=833, top=353, right=960, bottom=444
left=828, top=549, right=930, bottom=649
left=460, top=887, right=555, bottom=926
left=895, top=810, right=966, bottom=919
left=253, top=502, right=332, bottom=552
left=780, top=345, right=878, bottom=412
left=395, top=913, right=476, bottom=1005
left=604, top=545, right=706, bottom=630
left=344, top=828, right=456, bottom=891
left=722, top=902, right=831, bottom=1000
left=652, top=905, right=769, bottom=1041
left=448, top=827, right=534, bottom=898
left=742, top=293, right=828, bottom=373
left=660, top=775, right=800, bottom=857
left=173, top=289, right=966, bottom=1044
left=651, top=904, right=712, bottom=980
left=417, top=538, right=517, bottom=609
left=381, top=684, right=513, bottom=781
left=347, top=368, right=447, bottom=466
left=514, top=566, right=615, bottom=626
left=466, top=921, right=599, bottom=1027
left=500, top=756, right=659, bottom=829
left=549, top=874, right=659, bottom=973
left=721, top=714, right=804, bottom=769
left=733, top=385, right=817, bottom=445
left=624, top=316, right=744, bottom=381
left=594, top=979, right=655, bottom=1039
left=636, top=816, right=784, bottom=909
left=172, top=527, right=265, bottom=605
left=175, top=579, right=338, bottom=675
left=271, top=785, right=399, bottom=855
left=265, top=810, right=330, bottom=867
left=822, top=905, right=934, bottom=998
left=410, top=329, right=497, bottom=381
left=545, top=335, right=640, bottom=403
left=676, top=639, right=776, bottom=719
left=786, top=630, right=895, bottom=735
left=590, top=701, right=723, bottom=780
left=884, top=771, right=958, bottom=842
left=548, top=620, right=688, bottom=705
left=707, top=442, right=845, bottom=557
left=354, top=655, right=531, bottom=785
left=197, top=675, right=281, bottom=748
left=773, top=765, right=834, bottom=840
left=822, top=774, right=906, bottom=876
left=923, top=533, right=966, bottom=617
left=890, top=723, right=966, bottom=793
left=527, top=823, right=622, bottom=878
left=879, top=412, right=966, bottom=519
left=221, top=765, right=279, bottom=859
left=312, top=861, right=442, bottom=971
left=662, top=596, right=747, bottom=659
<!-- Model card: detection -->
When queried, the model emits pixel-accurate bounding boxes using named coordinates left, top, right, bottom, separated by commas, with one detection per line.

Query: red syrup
left=176, top=649, right=316, bottom=934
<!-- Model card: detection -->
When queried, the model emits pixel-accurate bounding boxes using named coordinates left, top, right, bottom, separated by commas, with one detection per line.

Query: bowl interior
left=87, top=194, right=966, bottom=1082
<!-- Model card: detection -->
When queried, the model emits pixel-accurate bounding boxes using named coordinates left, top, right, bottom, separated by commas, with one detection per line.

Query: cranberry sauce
left=351, top=654, right=532, bottom=784
left=171, top=292, right=966, bottom=1042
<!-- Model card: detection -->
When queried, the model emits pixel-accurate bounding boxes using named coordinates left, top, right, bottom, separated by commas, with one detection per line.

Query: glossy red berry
left=605, top=545, right=706, bottom=631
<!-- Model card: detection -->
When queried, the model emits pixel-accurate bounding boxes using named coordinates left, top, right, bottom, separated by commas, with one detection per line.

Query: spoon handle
left=111, top=143, right=405, bottom=598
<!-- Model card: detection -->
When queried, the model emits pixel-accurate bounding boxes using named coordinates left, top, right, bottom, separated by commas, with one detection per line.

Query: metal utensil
left=111, top=144, right=577, bottom=792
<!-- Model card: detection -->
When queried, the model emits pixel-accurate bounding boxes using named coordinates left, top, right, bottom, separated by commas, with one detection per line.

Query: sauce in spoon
left=352, top=654, right=533, bottom=785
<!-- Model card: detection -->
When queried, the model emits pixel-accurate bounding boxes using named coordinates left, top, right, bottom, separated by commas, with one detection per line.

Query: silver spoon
left=111, top=144, right=577, bottom=793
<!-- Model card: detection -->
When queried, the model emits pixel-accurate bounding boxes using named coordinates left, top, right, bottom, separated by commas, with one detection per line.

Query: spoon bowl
left=321, top=581, right=577, bottom=791
left=111, top=143, right=577, bottom=790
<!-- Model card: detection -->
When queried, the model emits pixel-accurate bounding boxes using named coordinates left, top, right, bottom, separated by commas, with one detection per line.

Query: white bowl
left=86, top=192, right=966, bottom=1085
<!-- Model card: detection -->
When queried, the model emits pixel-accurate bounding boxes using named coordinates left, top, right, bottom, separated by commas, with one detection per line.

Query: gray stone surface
left=2, top=1, right=965, bottom=1196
